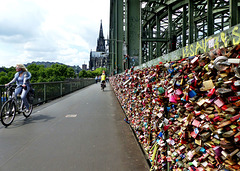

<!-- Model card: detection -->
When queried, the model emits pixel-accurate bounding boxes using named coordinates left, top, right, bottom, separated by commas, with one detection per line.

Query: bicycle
left=101, top=80, right=106, bottom=91
left=0, top=85, right=33, bottom=127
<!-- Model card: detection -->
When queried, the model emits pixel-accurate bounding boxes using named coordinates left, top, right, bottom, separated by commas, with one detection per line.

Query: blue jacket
left=9, top=71, right=31, bottom=87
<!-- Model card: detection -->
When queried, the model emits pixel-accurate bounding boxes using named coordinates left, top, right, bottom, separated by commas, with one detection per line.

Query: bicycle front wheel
left=1, top=101, right=16, bottom=127
left=23, top=103, right=33, bottom=118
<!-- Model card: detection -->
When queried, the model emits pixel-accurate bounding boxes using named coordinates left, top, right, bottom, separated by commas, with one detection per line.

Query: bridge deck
left=0, top=83, right=149, bottom=171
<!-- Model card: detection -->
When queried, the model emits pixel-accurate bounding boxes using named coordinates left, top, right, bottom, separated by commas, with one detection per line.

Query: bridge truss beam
left=109, top=0, right=240, bottom=74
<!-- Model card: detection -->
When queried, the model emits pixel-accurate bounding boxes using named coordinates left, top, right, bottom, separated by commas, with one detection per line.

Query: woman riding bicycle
left=5, top=64, right=31, bottom=112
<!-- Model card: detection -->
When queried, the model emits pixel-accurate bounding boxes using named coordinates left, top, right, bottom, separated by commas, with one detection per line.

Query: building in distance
left=89, top=20, right=108, bottom=71
left=82, top=64, right=87, bottom=70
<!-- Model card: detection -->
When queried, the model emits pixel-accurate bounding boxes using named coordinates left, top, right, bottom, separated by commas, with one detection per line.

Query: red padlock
left=231, top=85, right=238, bottom=91
left=234, top=135, right=240, bottom=142
left=231, top=114, right=240, bottom=122
left=213, top=116, right=220, bottom=122
left=228, top=96, right=240, bottom=102
left=207, top=87, right=216, bottom=97
left=221, top=105, right=228, bottom=111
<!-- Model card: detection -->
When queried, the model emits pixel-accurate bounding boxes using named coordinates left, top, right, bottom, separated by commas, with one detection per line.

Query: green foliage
left=79, top=70, right=88, bottom=78
left=0, top=63, right=78, bottom=85
left=0, top=71, right=6, bottom=77
left=0, top=64, right=107, bottom=84
left=95, top=68, right=106, bottom=76
left=0, top=75, right=8, bottom=84
left=86, top=70, right=94, bottom=78
left=27, top=63, right=45, bottom=71
left=0, top=71, right=15, bottom=85
left=5, top=67, right=16, bottom=73
left=0, top=72, right=8, bottom=84
left=79, top=67, right=107, bottom=78
left=66, top=67, right=76, bottom=78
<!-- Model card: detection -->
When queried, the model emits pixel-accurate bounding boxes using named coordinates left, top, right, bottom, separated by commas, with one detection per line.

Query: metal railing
left=0, top=78, right=95, bottom=108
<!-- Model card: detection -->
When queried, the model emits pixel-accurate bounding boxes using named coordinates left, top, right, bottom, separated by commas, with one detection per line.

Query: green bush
left=0, top=64, right=78, bottom=84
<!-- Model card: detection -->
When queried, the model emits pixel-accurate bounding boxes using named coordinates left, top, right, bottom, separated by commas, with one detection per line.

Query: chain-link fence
left=0, top=78, right=95, bottom=108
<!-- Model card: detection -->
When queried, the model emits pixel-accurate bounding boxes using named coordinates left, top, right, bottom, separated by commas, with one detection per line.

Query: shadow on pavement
left=23, top=114, right=55, bottom=124
left=102, top=89, right=113, bottom=92
left=0, top=114, right=56, bottom=129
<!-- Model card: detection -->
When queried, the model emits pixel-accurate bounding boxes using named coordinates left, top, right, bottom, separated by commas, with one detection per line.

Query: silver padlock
left=234, top=80, right=240, bottom=86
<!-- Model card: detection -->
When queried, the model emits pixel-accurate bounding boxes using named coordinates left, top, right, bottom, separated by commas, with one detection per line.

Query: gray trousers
left=14, top=86, right=30, bottom=110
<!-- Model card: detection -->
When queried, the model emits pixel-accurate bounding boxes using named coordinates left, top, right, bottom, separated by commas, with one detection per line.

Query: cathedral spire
left=99, top=20, right=104, bottom=38
left=96, top=20, right=105, bottom=52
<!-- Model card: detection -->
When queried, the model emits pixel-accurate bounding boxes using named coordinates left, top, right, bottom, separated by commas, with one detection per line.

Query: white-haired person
left=5, top=64, right=32, bottom=112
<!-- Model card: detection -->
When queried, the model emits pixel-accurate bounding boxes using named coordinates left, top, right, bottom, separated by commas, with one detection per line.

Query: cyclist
left=5, top=64, right=32, bottom=112
left=101, top=71, right=106, bottom=89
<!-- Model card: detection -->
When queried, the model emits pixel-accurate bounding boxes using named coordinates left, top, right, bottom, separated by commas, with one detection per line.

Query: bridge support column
left=207, top=0, right=214, bottom=36
left=188, top=0, right=194, bottom=44
left=230, top=0, right=238, bottom=27
left=168, top=5, right=173, bottom=53
left=156, top=15, right=161, bottom=57
left=127, top=0, right=141, bottom=67
left=116, top=0, right=123, bottom=73
left=182, top=5, right=187, bottom=47
left=109, top=0, right=124, bottom=74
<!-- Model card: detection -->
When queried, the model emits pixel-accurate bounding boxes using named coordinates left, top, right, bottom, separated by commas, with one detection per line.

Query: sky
left=0, top=0, right=110, bottom=68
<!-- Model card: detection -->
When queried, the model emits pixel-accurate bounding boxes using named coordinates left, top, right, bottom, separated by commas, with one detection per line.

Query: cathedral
left=89, top=20, right=108, bottom=71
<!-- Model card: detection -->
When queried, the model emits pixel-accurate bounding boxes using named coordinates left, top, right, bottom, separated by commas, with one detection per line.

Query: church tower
left=96, top=20, right=105, bottom=52
left=89, top=20, right=108, bottom=70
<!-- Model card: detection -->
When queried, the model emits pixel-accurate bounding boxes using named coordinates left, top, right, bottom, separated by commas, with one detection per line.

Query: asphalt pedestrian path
left=0, top=82, right=149, bottom=171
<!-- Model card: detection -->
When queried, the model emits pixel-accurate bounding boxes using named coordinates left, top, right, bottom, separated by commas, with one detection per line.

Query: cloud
left=0, top=0, right=109, bottom=68
left=0, top=0, right=44, bottom=42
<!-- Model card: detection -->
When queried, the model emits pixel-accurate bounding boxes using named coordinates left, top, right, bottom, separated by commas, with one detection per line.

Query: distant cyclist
left=5, top=64, right=32, bottom=112
left=101, top=71, right=106, bottom=90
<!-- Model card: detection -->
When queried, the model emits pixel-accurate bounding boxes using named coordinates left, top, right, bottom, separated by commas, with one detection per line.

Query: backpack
left=27, top=87, right=35, bottom=104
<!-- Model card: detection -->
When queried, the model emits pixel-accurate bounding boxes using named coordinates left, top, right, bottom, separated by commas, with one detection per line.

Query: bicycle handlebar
left=5, top=84, right=27, bottom=91
left=5, top=84, right=14, bottom=90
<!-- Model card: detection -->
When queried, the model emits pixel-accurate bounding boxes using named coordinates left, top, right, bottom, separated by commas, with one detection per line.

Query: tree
left=79, top=70, right=88, bottom=78
left=0, top=76, right=8, bottom=84
left=51, top=64, right=66, bottom=77
left=86, top=70, right=94, bottom=78
left=0, top=63, right=81, bottom=84
left=95, top=68, right=106, bottom=76
left=27, top=64, right=45, bottom=83
left=5, top=66, right=15, bottom=73
left=6, top=71, right=15, bottom=83
left=0, top=71, right=6, bottom=77
left=0, top=72, right=8, bottom=84
left=27, top=64, right=45, bottom=71
left=66, top=67, right=76, bottom=78
left=37, top=76, right=47, bottom=83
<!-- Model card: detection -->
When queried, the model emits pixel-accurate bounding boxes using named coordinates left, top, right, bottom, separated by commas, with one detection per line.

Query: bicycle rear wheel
left=22, top=103, right=33, bottom=118
left=0, top=101, right=16, bottom=127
